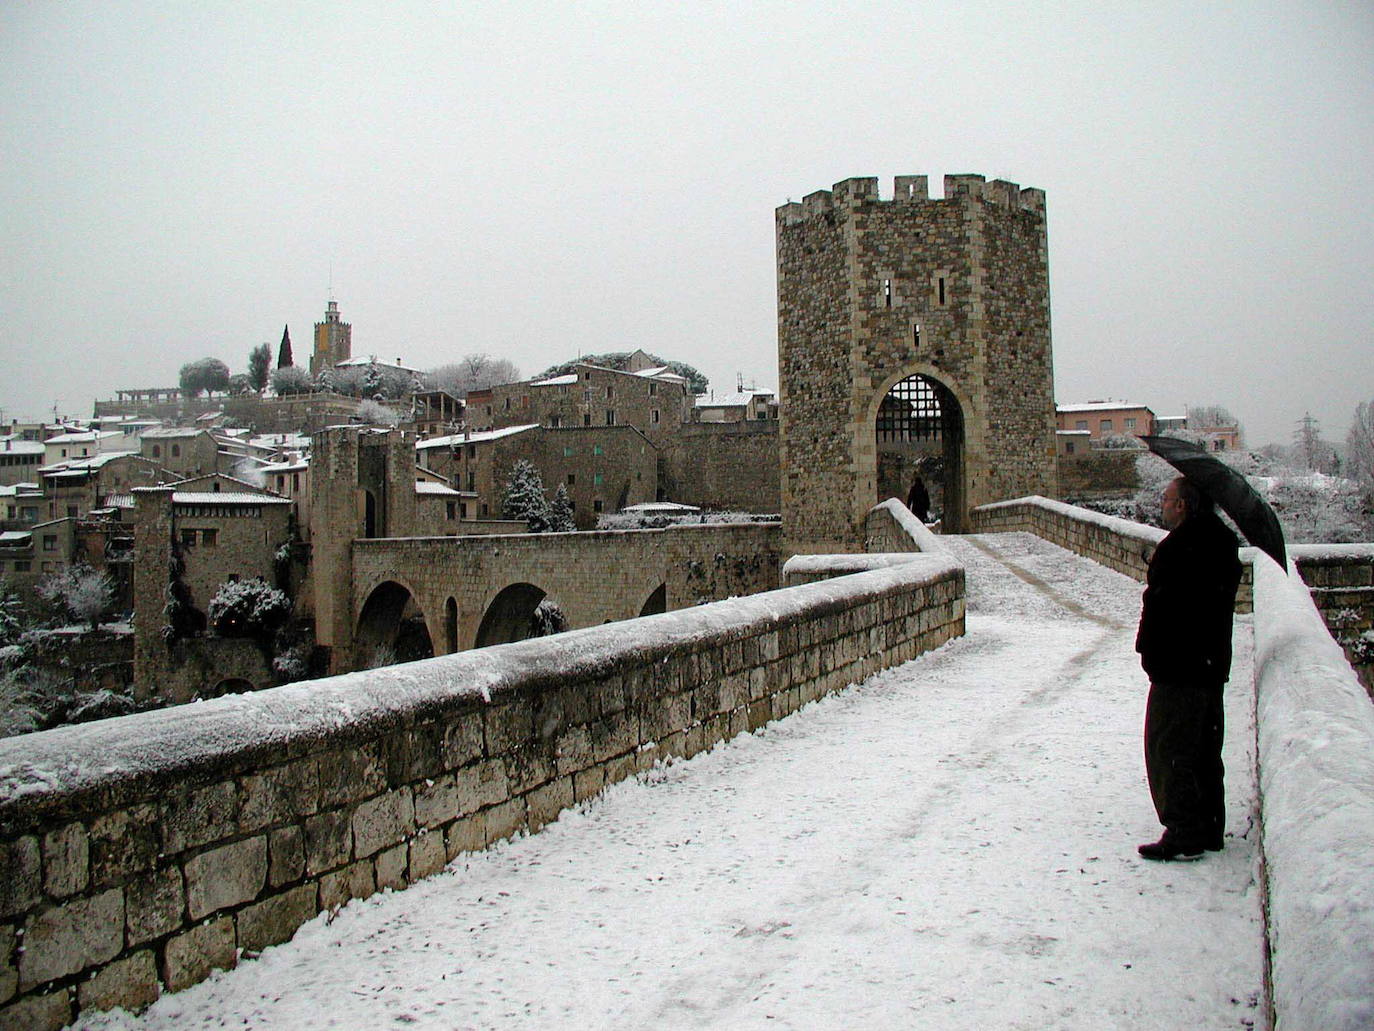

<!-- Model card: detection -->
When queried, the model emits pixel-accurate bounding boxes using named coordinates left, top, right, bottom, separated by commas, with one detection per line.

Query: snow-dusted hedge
left=1252, top=555, right=1374, bottom=1031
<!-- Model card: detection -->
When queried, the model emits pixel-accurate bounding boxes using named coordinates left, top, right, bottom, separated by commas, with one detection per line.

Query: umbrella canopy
left=1139, top=435, right=1288, bottom=570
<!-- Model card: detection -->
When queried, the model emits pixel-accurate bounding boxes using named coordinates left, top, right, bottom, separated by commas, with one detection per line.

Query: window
left=181, top=530, right=197, bottom=547
left=171, top=444, right=181, bottom=458
left=567, top=474, right=576, bottom=485
left=1065, top=442, right=1076, bottom=455
left=1075, top=420, right=1088, bottom=431
left=605, top=386, right=613, bottom=399
left=460, top=503, right=468, bottom=519
left=651, top=409, right=660, bottom=425
left=292, top=473, right=300, bottom=491
left=882, top=278, right=892, bottom=307
left=583, top=389, right=592, bottom=402
left=277, top=476, right=286, bottom=492
left=593, top=499, right=603, bottom=513
left=152, top=445, right=161, bottom=458
left=593, top=444, right=604, bottom=456
left=913, top=324, right=921, bottom=347
left=12, top=561, right=29, bottom=572
left=42, top=534, right=56, bottom=552
left=649, top=382, right=657, bottom=397
left=594, top=472, right=604, bottom=486
left=606, top=410, right=616, bottom=426
left=563, top=446, right=575, bottom=457
left=446, top=501, right=456, bottom=520
left=504, top=398, right=511, bottom=410
left=549, top=414, right=561, bottom=428
left=1124, top=417, right=1137, bottom=430
left=1100, top=419, right=1113, bottom=432
left=61, top=448, right=68, bottom=458
left=67, top=506, right=78, bottom=518
left=201, top=529, right=217, bottom=547
left=583, top=414, right=591, bottom=427
left=938, top=276, right=947, bottom=306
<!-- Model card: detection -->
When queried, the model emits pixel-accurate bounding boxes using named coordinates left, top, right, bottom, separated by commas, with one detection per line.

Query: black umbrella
left=1139, top=435, right=1288, bottom=570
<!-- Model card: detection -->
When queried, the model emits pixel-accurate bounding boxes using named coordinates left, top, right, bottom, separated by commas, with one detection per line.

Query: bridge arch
left=475, top=582, right=568, bottom=648
left=356, top=579, right=434, bottom=668
left=639, top=584, right=667, bottom=617
left=868, top=366, right=972, bottom=533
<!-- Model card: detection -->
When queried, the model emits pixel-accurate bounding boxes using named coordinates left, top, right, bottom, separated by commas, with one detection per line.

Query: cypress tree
left=277, top=324, right=293, bottom=368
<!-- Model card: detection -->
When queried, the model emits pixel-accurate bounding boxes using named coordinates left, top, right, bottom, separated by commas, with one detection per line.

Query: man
left=1135, top=477, right=1242, bottom=861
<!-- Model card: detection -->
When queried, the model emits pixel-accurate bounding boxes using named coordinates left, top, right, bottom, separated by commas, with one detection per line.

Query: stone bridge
left=339, top=522, right=782, bottom=670
left=0, top=500, right=1370, bottom=1030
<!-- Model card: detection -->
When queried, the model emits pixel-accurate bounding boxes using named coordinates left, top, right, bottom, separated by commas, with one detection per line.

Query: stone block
left=414, top=774, right=459, bottom=828
left=235, top=884, right=316, bottom=954
left=484, top=698, right=534, bottom=754
left=352, top=789, right=415, bottom=859
left=40, top=824, right=87, bottom=900
left=374, top=843, right=407, bottom=891
left=526, top=777, right=574, bottom=831
left=162, top=915, right=236, bottom=993
left=408, top=832, right=447, bottom=882
left=445, top=814, right=485, bottom=859
left=0, top=925, right=14, bottom=1004
left=185, top=836, right=266, bottom=920
left=0, top=839, right=39, bottom=921
left=90, top=805, right=159, bottom=888
left=239, top=758, right=319, bottom=831
left=304, top=809, right=352, bottom=875
left=554, top=725, right=594, bottom=776
left=453, top=760, right=509, bottom=813
left=572, top=765, right=606, bottom=805
left=383, top=722, right=446, bottom=787
left=443, top=711, right=484, bottom=768
left=126, top=866, right=184, bottom=946
left=482, top=798, right=527, bottom=845
left=319, top=861, right=375, bottom=913
left=317, top=743, right=386, bottom=808
left=161, top=781, right=237, bottom=853
left=0, top=988, right=70, bottom=1031
left=268, top=825, right=305, bottom=888
left=590, top=711, right=638, bottom=763
left=19, top=889, right=123, bottom=988
left=76, top=949, right=159, bottom=1015
left=505, top=745, right=556, bottom=794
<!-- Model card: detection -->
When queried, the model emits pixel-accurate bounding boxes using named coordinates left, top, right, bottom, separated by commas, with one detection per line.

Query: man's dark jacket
left=1135, top=511, right=1242, bottom=687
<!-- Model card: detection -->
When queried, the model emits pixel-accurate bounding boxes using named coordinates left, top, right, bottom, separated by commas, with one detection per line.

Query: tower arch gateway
left=777, top=173, right=1057, bottom=550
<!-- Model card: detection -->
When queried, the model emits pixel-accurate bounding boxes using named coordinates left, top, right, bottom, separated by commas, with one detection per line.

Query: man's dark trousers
left=1144, top=679, right=1225, bottom=848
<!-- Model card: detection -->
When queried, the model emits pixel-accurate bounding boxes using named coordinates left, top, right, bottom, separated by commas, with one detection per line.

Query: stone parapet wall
left=0, top=555, right=965, bottom=1028
left=1250, top=556, right=1374, bottom=1030
left=1292, top=544, right=1374, bottom=697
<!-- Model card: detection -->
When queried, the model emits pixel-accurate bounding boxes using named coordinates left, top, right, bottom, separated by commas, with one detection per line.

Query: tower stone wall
left=311, top=299, right=352, bottom=377
left=777, top=173, right=1057, bottom=553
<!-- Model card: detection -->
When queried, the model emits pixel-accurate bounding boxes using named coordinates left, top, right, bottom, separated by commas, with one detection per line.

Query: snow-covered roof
left=39, top=451, right=140, bottom=475
left=632, top=366, right=688, bottom=382
left=0, top=438, right=46, bottom=455
left=530, top=374, right=579, bottom=388
left=695, top=390, right=774, bottom=408
left=416, top=424, right=540, bottom=450
left=1056, top=401, right=1152, bottom=414
left=141, top=427, right=207, bottom=439
left=1056, top=429, right=1091, bottom=437
left=43, top=429, right=121, bottom=445
left=415, top=481, right=462, bottom=496
left=0, top=483, right=40, bottom=497
left=0, top=531, right=31, bottom=546
left=171, top=492, right=292, bottom=505
left=260, top=459, right=309, bottom=474
left=335, top=355, right=423, bottom=374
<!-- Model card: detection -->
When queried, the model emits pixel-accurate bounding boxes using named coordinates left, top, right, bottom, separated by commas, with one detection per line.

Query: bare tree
left=1347, top=399, right=1374, bottom=486
left=1187, top=404, right=1239, bottom=430
left=427, top=354, right=520, bottom=397
left=37, top=566, right=115, bottom=630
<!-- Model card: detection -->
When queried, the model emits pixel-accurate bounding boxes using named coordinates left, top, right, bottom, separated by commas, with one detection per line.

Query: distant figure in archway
left=906, top=475, right=930, bottom=523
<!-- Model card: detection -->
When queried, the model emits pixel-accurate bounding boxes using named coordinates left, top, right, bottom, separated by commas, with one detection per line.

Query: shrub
left=207, top=578, right=292, bottom=639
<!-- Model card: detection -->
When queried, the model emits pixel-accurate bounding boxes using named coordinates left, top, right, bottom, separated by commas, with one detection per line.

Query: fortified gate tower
left=777, top=173, right=1057, bottom=551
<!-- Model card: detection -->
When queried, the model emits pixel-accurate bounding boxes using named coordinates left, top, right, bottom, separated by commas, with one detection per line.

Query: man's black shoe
left=1138, top=837, right=1205, bottom=862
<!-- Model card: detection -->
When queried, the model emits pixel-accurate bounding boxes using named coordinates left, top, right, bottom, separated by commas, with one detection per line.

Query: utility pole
left=1294, top=412, right=1322, bottom=471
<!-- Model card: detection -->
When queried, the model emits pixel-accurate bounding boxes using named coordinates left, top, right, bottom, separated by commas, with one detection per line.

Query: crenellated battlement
left=777, top=173, right=1045, bottom=224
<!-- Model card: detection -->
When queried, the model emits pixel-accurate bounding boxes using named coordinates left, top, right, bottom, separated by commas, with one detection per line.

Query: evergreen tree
left=548, top=484, right=576, bottom=532
left=363, top=362, right=383, bottom=399
left=501, top=460, right=550, bottom=532
left=247, top=343, right=272, bottom=392
left=277, top=324, right=293, bottom=368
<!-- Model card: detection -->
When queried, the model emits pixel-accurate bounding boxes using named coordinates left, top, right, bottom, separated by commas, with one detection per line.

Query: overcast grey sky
left=3, top=1, right=1370, bottom=448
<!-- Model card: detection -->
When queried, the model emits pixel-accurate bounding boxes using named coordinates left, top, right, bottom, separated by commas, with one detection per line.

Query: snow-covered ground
left=81, top=533, right=1265, bottom=1030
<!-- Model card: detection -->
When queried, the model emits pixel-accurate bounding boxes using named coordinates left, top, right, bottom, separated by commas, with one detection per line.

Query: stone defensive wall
left=972, top=495, right=1374, bottom=1030
left=0, top=514, right=963, bottom=1027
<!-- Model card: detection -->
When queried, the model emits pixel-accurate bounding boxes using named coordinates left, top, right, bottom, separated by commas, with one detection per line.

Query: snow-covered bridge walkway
left=83, top=533, right=1265, bottom=1030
